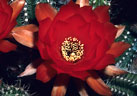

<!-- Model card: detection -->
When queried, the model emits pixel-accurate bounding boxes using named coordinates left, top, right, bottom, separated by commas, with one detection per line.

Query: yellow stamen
left=61, top=37, right=84, bottom=63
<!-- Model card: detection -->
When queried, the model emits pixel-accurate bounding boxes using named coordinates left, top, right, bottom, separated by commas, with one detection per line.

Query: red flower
left=0, top=0, right=15, bottom=39
left=0, top=0, right=25, bottom=52
left=33, top=1, right=130, bottom=95
left=36, top=1, right=118, bottom=80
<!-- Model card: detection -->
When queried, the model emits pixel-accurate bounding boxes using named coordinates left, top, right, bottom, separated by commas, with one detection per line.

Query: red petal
left=0, top=40, right=17, bottom=53
left=94, top=6, right=110, bottom=23
left=69, top=71, right=90, bottom=80
left=35, top=3, right=57, bottom=22
left=56, top=1, right=96, bottom=23
left=55, top=1, right=79, bottom=21
left=0, top=20, right=16, bottom=39
left=78, top=6, right=97, bottom=22
left=94, top=54, right=115, bottom=70
left=66, top=14, right=86, bottom=29
left=0, top=12, right=8, bottom=35
left=106, top=42, right=131, bottom=57
left=10, top=0, right=25, bottom=22
left=0, top=0, right=12, bottom=18
left=36, top=62, right=56, bottom=83
left=50, top=20, right=72, bottom=44
left=38, top=18, right=52, bottom=43
left=95, top=40, right=109, bottom=61
left=86, top=71, right=112, bottom=95
left=37, top=40, right=50, bottom=60
left=103, top=22, right=117, bottom=45
left=0, top=0, right=13, bottom=39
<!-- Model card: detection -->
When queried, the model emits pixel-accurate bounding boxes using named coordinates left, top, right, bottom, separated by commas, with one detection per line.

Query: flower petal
left=68, top=70, right=90, bottom=80
left=18, top=58, right=42, bottom=77
left=0, top=12, right=8, bottom=35
left=50, top=20, right=74, bottom=44
left=56, top=1, right=96, bottom=23
left=0, top=0, right=12, bottom=19
left=37, top=40, right=50, bottom=60
left=0, top=20, right=16, bottom=39
left=0, top=0, right=16, bottom=39
left=18, top=63, right=37, bottom=77
left=103, top=22, right=117, bottom=45
left=51, top=74, right=70, bottom=96
left=115, top=25, right=125, bottom=38
left=103, top=65, right=127, bottom=76
left=35, top=3, right=57, bottom=22
left=12, top=24, right=38, bottom=33
left=76, top=0, right=89, bottom=7
left=36, top=62, right=57, bottom=83
left=66, top=14, right=86, bottom=29
left=55, top=1, right=79, bottom=21
left=94, top=6, right=110, bottom=23
left=94, top=54, right=115, bottom=70
left=95, top=40, right=109, bottom=61
left=38, top=18, right=52, bottom=43
left=12, top=24, right=38, bottom=48
left=86, top=71, right=112, bottom=95
left=0, top=40, right=17, bottom=53
left=78, top=6, right=97, bottom=22
left=106, top=42, right=131, bottom=58
left=10, top=0, right=25, bottom=22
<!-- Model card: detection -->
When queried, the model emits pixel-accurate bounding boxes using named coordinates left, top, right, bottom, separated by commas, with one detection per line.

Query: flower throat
left=61, top=37, right=84, bottom=63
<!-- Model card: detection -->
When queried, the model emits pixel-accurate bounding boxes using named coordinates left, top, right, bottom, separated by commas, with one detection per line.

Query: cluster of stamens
left=61, top=37, right=84, bottom=63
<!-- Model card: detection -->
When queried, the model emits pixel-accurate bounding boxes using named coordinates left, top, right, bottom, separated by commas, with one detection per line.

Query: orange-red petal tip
left=0, top=40, right=17, bottom=53
left=86, top=71, right=112, bottom=95
left=36, top=63, right=56, bottom=83
left=107, top=42, right=131, bottom=57
left=35, top=3, right=57, bottom=22
left=10, top=0, right=25, bottom=21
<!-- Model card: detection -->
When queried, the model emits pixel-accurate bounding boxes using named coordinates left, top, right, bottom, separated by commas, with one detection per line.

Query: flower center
left=61, top=37, right=84, bottom=63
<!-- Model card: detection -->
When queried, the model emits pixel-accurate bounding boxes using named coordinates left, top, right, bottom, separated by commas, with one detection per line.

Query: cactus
left=0, top=80, right=30, bottom=96
left=89, top=0, right=111, bottom=9
left=115, top=27, right=137, bottom=73
left=106, top=73, right=137, bottom=96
